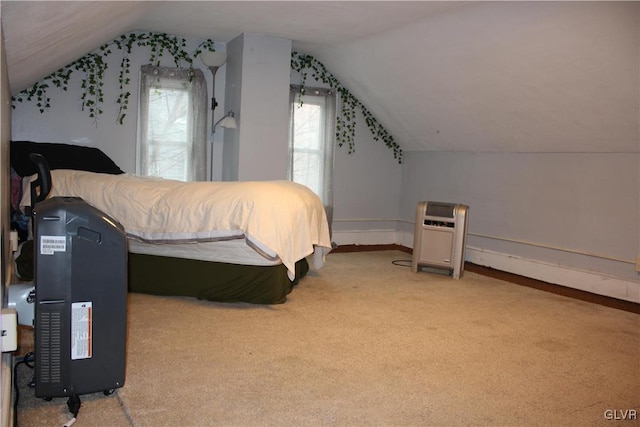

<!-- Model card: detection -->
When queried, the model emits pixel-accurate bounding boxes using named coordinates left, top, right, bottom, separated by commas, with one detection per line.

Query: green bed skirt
left=128, top=253, right=309, bottom=304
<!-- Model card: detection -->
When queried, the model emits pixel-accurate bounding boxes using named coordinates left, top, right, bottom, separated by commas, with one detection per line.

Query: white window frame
left=288, top=85, right=336, bottom=231
left=137, top=65, right=207, bottom=181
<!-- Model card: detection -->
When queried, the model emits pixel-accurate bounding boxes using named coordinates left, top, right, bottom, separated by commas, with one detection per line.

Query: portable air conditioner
left=412, top=201, right=469, bottom=279
left=33, top=196, right=127, bottom=398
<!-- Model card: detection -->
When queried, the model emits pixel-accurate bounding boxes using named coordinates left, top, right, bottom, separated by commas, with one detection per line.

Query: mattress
left=128, top=238, right=281, bottom=266
left=21, top=169, right=333, bottom=279
left=128, top=237, right=329, bottom=271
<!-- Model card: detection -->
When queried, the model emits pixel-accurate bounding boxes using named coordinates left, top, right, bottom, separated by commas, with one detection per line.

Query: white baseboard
left=334, top=229, right=640, bottom=304
left=332, top=229, right=399, bottom=246
left=466, top=246, right=640, bottom=304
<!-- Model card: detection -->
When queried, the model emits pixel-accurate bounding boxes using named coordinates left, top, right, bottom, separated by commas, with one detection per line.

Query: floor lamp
left=200, top=51, right=237, bottom=180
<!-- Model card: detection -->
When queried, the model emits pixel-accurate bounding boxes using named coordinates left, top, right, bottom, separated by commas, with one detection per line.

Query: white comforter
left=23, top=170, right=332, bottom=279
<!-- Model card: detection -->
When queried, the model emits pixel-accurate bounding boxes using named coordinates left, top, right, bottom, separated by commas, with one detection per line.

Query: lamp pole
left=200, top=50, right=228, bottom=181
left=208, top=65, right=219, bottom=181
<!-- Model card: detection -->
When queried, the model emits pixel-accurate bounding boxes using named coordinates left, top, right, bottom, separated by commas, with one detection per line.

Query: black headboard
left=10, top=141, right=124, bottom=177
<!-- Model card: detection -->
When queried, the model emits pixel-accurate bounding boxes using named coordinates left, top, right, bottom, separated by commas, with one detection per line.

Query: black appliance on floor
left=32, top=196, right=127, bottom=400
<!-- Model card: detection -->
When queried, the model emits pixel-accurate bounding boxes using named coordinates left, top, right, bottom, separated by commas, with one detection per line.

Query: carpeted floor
left=14, top=250, right=640, bottom=426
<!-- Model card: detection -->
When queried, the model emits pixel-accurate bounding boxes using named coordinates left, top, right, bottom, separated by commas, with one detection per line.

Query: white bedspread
left=22, top=170, right=332, bottom=279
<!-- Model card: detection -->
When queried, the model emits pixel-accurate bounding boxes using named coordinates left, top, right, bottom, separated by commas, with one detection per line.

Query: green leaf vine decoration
left=12, top=32, right=216, bottom=125
left=291, top=52, right=403, bottom=163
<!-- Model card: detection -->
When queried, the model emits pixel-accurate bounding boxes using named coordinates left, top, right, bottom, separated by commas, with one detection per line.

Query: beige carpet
left=15, top=251, right=640, bottom=426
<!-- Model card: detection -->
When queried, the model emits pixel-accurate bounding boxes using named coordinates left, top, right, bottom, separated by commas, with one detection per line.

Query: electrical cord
left=13, top=352, right=35, bottom=427
left=12, top=351, right=81, bottom=427
left=64, top=395, right=81, bottom=427
left=392, top=259, right=412, bottom=267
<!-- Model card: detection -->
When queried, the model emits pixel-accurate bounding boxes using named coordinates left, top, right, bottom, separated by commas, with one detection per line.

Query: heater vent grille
left=38, top=311, right=62, bottom=384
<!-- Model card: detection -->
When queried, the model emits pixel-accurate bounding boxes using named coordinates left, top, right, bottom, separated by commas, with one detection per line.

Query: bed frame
left=129, top=253, right=308, bottom=304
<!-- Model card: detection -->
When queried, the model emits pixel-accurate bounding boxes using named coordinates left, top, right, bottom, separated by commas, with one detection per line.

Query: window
left=138, top=65, right=207, bottom=181
left=288, top=86, right=336, bottom=229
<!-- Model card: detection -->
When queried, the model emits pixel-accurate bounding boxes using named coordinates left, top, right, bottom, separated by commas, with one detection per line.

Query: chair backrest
left=27, top=153, right=52, bottom=215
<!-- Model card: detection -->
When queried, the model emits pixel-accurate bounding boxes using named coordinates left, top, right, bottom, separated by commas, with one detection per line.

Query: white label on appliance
left=71, top=302, right=93, bottom=360
left=40, top=235, right=66, bottom=255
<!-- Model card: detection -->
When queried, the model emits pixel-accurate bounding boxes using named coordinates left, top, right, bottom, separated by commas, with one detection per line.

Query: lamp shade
left=200, top=51, right=227, bottom=68
left=218, top=116, right=237, bottom=129
left=214, top=110, right=237, bottom=130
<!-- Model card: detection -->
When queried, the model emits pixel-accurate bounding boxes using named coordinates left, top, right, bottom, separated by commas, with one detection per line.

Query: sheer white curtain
left=288, top=85, right=336, bottom=234
left=138, top=65, right=207, bottom=181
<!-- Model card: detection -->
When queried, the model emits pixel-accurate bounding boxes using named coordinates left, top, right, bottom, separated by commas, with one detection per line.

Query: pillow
left=10, top=141, right=124, bottom=177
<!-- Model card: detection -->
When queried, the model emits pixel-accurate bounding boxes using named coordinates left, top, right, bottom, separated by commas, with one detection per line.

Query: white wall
left=223, top=33, right=291, bottom=181
left=11, top=34, right=228, bottom=178
left=221, top=34, right=242, bottom=181
left=313, top=2, right=640, bottom=155
left=401, top=151, right=638, bottom=277
left=331, top=112, right=403, bottom=244
left=310, top=1, right=640, bottom=301
left=9, top=29, right=403, bottom=233
left=391, top=2, right=640, bottom=301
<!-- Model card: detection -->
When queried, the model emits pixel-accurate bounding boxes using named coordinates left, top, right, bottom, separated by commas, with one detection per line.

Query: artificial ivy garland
left=12, top=32, right=215, bottom=125
left=12, top=32, right=402, bottom=163
left=291, top=52, right=402, bottom=163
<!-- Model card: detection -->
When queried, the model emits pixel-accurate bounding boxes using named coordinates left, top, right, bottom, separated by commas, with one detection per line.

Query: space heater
left=33, top=196, right=127, bottom=399
left=412, top=201, right=469, bottom=279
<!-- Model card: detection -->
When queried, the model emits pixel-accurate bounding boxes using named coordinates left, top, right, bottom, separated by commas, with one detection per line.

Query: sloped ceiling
left=1, top=1, right=464, bottom=93
left=2, top=1, right=638, bottom=153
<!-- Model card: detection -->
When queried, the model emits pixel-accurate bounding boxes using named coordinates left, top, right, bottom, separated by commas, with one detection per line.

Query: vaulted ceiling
left=2, top=1, right=638, bottom=153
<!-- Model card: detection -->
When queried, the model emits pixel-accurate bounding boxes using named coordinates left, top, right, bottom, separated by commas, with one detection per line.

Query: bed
left=11, top=141, right=332, bottom=304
